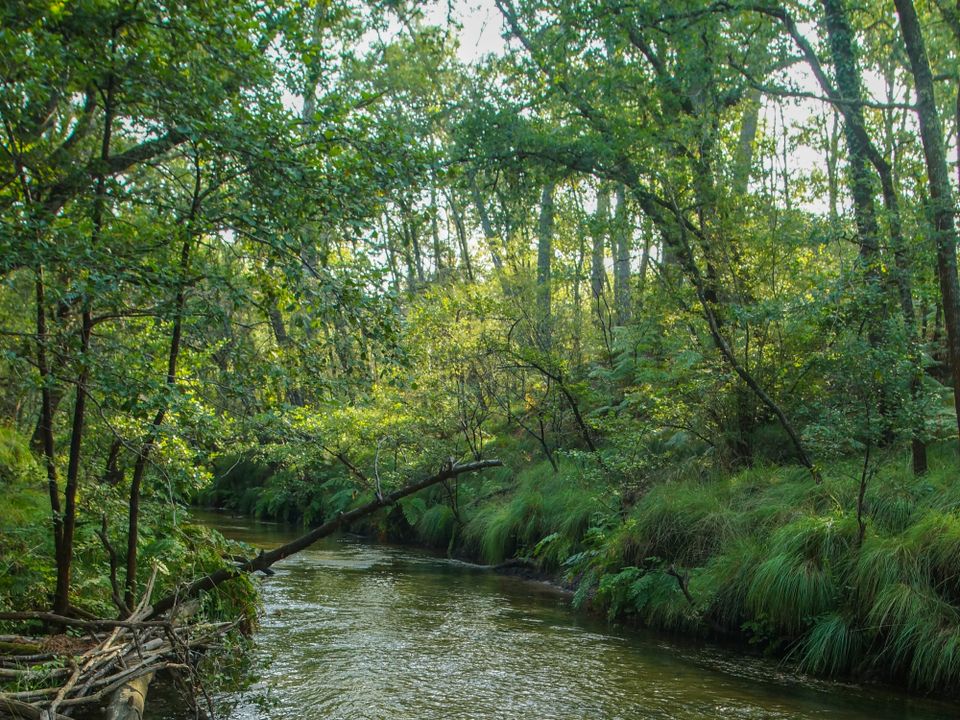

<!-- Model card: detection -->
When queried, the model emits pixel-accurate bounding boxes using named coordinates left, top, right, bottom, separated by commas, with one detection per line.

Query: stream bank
left=146, top=510, right=960, bottom=720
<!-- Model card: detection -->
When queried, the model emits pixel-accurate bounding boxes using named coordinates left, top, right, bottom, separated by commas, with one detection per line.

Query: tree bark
left=612, top=184, right=631, bottom=325
left=54, top=64, right=116, bottom=614
left=35, top=269, right=62, bottom=559
left=732, top=88, right=761, bottom=195
left=431, top=184, right=443, bottom=276
left=104, top=672, right=153, bottom=720
left=470, top=174, right=505, bottom=272
left=536, top=182, right=555, bottom=349
left=590, top=186, right=613, bottom=357
left=445, top=190, right=474, bottom=281
left=895, top=0, right=960, bottom=448
left=820, top=0, right=882, bottom=273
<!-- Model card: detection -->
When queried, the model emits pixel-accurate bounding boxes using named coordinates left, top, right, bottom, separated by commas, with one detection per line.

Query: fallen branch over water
left=149, top=458, right=503, bottom=618
left=1, top=458, right=502, bottom=718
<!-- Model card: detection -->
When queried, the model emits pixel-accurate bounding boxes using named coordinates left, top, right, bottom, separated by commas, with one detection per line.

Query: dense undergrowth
left=197, top=433, right=960, bottom=693
left=0, top=426, right=259, bottom=628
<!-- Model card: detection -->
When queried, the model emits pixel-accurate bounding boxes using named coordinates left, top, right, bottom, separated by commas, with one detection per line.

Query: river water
left=149, top=512, right=957, bottom=719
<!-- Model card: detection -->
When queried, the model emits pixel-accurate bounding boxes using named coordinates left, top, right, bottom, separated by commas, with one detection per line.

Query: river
left=148, top=511, right=957, bottom=719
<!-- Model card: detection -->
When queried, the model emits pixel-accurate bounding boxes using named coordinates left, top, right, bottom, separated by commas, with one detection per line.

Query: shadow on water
left=147, top=511, right=959, bottom=720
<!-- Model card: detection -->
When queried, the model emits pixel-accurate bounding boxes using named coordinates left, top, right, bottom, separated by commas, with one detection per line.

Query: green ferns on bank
left=563, top=445, right=960, bottom=690
left=0, top=427, right=259, bottom=625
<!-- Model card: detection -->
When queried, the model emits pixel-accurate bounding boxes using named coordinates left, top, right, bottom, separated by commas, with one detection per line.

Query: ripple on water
left=147, top=518, right=960, bottom=720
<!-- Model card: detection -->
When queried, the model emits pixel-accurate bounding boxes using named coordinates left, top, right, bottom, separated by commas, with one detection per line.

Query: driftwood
left=0, top=568, right=213, bottom=720
left=104, top=671, right=153, bottom=720
left=0, top=696, right=71, bottom=720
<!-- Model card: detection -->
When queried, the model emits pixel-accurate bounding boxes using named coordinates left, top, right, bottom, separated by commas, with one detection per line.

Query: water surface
left=149, top=512, right=956, bottom=719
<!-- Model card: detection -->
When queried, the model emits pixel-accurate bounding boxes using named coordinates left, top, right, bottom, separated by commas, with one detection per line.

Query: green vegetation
left=0, top=425, right=258, bottom=625
left=197, top=438, right=960, bottom=690
left=3, top=0, right=960, bottom=707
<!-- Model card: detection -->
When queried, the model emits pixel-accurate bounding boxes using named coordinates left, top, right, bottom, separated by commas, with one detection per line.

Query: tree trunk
left=590, top=187, right=609, bottom=305
left=612, top=184, right=631, bottom=325
left=820, top=0, right=892, bottom=443
left=54, top=66, right=116, bottom=614
left=408, top=218, right=425, bottom=284
left=821, top=0, right=882, bottom=274
left=536, top=182, right=555, bottom=349
left=35, top=270, right=62, bottom=561
left=827, top=112, right=841, bottom=225
left=105, top=671, right=153, bottom=720
left=732, top=88, right=761, bottom=194
left=470, top=175, right=505, bottom=272
left=590, top=187, right=612, bottom=355
left=431, top=184, right=443, bottom=277
left=446, top=190, right=474, bottom=281
left=573, top=216, right=586, bottom=367
left=895, top=0, right=960, bottom=449
left=124, top=184, right=196, bottom=611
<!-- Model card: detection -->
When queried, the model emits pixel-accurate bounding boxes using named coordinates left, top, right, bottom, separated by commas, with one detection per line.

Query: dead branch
left=148, top=457, right=503, bottom=618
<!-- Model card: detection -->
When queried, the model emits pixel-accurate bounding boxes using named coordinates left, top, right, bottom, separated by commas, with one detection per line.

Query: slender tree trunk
left=732, top=88, right=761, bottom=195
left=880, top=169, right=928, bottom=472
left=590, top=186, right=611, bottom=337
left=431, top=184, right=443, bottom=277
left=612, top=184, right=631, bottom=325
left=408, top=218, right=425, bottom=284
left=827, top=112, right=840, bottom=225
left=536, top=182, right=555, bottom=349
left=470, top=174, right=505, bottom=272
left=54, top=67, right=116, bottom=614
left=895, top=0, right=960, bottom=448
left=263, top=284, right=304, bottom=407
left=396, top=217, right=416, bottom=292
left=637, top=223, right=651, bottom=300
left=300, top=6, right=324, bottom=125
left=381, top=216, right=401, bottom=293
left=30, top=384, right=64, bottom=452
left=36, top=269, right=62, bottom=558
left=573, top=220, right=586, bottom=368
left=124, top=163, right=200, bottom=611
left=446, top=191, right=474, bottom=281
left=821, top=0, right=882, bottom=273
left=820, top=0, right=892, bottom=443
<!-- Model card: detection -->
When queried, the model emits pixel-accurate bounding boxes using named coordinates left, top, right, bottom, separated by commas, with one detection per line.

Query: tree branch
left=146, top=458, right=503, bottom=618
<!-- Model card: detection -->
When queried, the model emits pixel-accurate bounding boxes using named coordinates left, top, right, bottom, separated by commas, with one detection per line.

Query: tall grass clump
left=461, top=459, right=608, bottom=566
left=416, top=504, right=458, bottom=548
left=574, top=445, right=960, bottom=691
left=608, top=479, right=739, bottom=568
left=908, top=511, right=960, bottom=600
left=697, top=539, right=764, bottom=630
left=866, top=582, right=960, bottom=688
left=796, top=612, right=862, bottom=676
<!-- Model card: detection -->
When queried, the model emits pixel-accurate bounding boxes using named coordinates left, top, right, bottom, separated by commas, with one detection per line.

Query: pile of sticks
left=0, top=572, right=234, bottom=720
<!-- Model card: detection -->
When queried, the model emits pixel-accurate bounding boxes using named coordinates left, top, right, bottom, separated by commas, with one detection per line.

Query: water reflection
left=147, top=512, right=956, bottom=720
